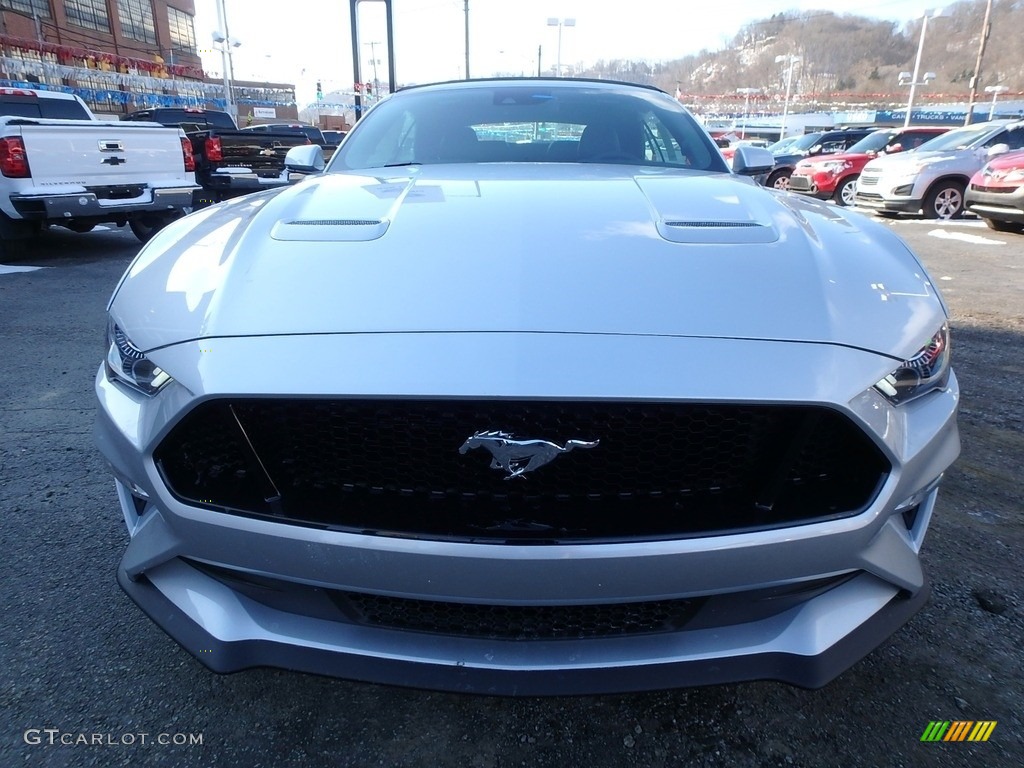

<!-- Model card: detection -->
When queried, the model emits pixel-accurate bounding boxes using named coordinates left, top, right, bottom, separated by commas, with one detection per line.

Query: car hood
left=111, top=164, right=945, bottom=361
left=798, top=152, right=872, bottom=169
left=865, top=148, right=981, bottom=172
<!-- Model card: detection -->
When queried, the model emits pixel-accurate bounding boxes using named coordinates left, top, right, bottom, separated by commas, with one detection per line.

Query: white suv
left=855, top=120, right=1024, bottom=219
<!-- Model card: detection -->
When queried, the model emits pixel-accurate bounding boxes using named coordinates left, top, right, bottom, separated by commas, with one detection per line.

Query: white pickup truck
left=0, top=87, right=197, bottom=255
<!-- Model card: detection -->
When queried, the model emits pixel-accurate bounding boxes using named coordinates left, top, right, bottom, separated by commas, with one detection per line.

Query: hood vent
left=287, top=219, right=383, bottom=226
left=664, top=220, right=763, bottom=228
left=271, top=217, right=390, bottom=242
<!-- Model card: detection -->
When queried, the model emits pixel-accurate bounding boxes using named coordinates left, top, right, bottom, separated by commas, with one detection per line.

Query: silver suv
left=855, top=120, right=1024, bottom=219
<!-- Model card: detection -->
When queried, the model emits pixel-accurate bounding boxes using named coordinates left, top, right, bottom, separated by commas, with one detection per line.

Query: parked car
left=97, top=78, right=958, bottom=696
left=322, top=129, right=347, bottom=147
left=789, top=126, right=949, bottom=206
left=964, top=148, right=1024, bottom=233
left=0, top=88, right=195, bottom=252
left=761, top=127, right=875, bottom=190
left=241, top=122, right=336, bottom=161
left=855, top=119, right=1024, bottom=219
left=125, top=108, right=312, bottom=214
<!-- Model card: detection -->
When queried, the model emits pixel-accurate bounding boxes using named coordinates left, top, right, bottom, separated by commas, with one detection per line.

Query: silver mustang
left=95, top=79, right=959, bottom=695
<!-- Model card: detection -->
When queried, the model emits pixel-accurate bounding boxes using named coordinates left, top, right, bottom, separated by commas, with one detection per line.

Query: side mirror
left=732, top=146, right=775, bottom=176
left=885, top=143, right=904, bottom=154
left=284, top=144, right=325, bottom=174
left=986, top=143, right=1009, bottom=159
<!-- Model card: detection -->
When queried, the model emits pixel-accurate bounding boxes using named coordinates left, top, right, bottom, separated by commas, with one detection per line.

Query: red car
left=965, top=149, right=1024, bottom=233
left=789, top=126, right=949, bottom=207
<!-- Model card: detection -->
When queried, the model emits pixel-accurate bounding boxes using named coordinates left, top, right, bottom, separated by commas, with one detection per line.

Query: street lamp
left=985, top=85, right=1010, bottom=120
left=546, top=17, right=575, bottom=77
left=736, top=87, right=759, bottom=139
left=212, top=0, right=242, bottom=122
left=900, top=8, right=944, bottom=128
left=365, top=41, right=382, bottom=100
left=775, top=55, right=801, bottom=141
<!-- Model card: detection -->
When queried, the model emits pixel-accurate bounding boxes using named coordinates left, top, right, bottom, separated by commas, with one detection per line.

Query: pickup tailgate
left=205, top=131, right=309, bottom=175
left=17, top=121, right=189, bottom=187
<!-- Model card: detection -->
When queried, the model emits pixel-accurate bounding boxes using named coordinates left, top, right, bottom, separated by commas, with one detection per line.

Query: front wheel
left=767, top=170, right=792, bottom=191
left=129, top=209, right=190, bottom=243
left=984, top=217, right=1024, bottom=234
left=923, top=181, right=965, bottom=220
left=833, top=176, right=858, bottom=207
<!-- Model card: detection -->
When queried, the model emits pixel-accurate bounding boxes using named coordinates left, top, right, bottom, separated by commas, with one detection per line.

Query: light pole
left=213, top=0, right=242, bottom=122
left=901, top=8, right=944, bottom=128
left=775, top=55, right=801, bottom=141
left=546, top=17, right=575, bottom=77
left=365, top=41, right=382, bottom=100
left=736, top=87, right=759, bottom=139
left=985, top=85, right=1009, bottom=120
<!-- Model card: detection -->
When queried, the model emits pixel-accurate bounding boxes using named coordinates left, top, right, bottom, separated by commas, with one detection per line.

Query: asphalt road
left=2, top=211, right=1022, bottom=768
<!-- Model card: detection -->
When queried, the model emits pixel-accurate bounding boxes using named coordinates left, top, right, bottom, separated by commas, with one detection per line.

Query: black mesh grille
left=187, top=560, right=856, bottom=641
left=155, top=399, right=889, bottom=543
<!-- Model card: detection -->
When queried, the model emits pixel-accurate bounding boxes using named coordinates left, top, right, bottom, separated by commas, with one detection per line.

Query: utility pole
left=963, top=0, right=993, bottom=125
left=537, top=45, right=542, bottom=77
left=464, top=0, right=470, bottom=79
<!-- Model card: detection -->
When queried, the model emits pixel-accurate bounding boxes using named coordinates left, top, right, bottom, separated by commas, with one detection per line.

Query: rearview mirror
left=284, top=144, right=325, bottom=174
left=986, top=143, right=1009, bottom=159
left=732, top=146, right=775, bottom=176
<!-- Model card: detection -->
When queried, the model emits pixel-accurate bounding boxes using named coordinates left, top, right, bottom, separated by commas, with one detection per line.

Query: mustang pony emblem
left=459, top=431, right=599, bottom=479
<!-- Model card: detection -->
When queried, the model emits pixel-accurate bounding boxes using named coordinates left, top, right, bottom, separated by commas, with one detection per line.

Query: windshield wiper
left=382, top=162, right=422, bottom=167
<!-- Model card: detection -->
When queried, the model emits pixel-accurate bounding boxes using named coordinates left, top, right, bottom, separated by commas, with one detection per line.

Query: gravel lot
left=1, top=215, right=1021, bottom=767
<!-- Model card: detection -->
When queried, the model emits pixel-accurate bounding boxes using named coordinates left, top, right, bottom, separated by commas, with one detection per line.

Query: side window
left=1005, top=128, right=1024, bottom=150
left=983, top=130, right=1009, bottom=148
left=819, top=140, right=846, bottom=154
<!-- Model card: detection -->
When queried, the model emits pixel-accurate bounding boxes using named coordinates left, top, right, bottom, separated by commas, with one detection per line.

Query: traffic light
left=354, top=82, right=362, bottom=93
left=316, top=80, right=323, bottom=101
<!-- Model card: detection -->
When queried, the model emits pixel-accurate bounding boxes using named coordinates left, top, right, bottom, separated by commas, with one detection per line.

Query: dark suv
left=762, top=127, right=876, bottom=190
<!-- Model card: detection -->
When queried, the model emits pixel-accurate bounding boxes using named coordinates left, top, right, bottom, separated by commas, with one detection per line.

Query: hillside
left=577, top=0, right=1023, bottom=112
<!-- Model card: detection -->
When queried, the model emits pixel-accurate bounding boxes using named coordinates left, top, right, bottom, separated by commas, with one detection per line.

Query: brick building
left=0, top=1, right=296, bottom=120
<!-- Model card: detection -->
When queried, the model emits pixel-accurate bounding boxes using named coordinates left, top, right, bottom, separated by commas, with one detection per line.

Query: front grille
left=155, top=399, right=890, bottom=543
left=970, top=184, right=1013, bottom=194
left=188, top=560, right=856, bottom=640
left=788, top=175, right=813, bottom=191
left=857, top=174, right=879, bottom=187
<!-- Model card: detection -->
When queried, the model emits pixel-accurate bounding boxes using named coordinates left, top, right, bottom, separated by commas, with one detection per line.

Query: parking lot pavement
left=2, top=219, right=1022, bottom=768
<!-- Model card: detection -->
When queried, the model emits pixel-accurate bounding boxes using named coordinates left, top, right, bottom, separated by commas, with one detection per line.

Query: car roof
left=396, top=77, right=667, bottom=97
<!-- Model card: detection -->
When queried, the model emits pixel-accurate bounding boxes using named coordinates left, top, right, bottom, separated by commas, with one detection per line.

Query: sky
left=194, top=0, right=940, bottom=107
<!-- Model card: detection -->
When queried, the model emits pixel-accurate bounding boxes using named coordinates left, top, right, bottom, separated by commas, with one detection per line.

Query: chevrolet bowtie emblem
left=459, top=431, right=599, bottom=479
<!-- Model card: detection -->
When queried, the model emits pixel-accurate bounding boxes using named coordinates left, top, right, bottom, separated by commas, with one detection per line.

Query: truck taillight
left=180, top=137, right=195, bottom=172
left=0, top=137, right=30, bottom=177
left=204, top=136, right=223, bottom=162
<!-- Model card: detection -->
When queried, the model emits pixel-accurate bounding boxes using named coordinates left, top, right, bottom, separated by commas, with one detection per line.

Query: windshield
left=915, top=125, right=1003, bottom=152
left=767, top=136, right=800, bottom=153
left=844, top=129, right=893, bottom=154
left=331, top=82, right=728, bottom=172
left=777, top=133, right=825, bottom=154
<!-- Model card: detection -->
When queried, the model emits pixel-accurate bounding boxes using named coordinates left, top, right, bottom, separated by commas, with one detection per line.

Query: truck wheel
left=923, top=181, right=965, bottom=219
left=129, top=210, right=189, bottom=243
left=833, top=177, right=858, bottom=207
left=767, top=170, right=792, bottom=191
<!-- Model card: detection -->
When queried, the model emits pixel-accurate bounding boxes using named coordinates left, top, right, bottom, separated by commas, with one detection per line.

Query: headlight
left=820, top=160, right=849, bottom=174
left=875, top=324, right=950, bottom=404
left=105, top=318, right=172, bottom=396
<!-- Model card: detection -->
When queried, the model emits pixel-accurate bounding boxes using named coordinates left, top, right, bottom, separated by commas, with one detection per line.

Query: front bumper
left=118, top=557, right=930, bottom=695
left=965, top=186, right=1024, bottom=223
left=96, top=333, right=960, bottom=695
